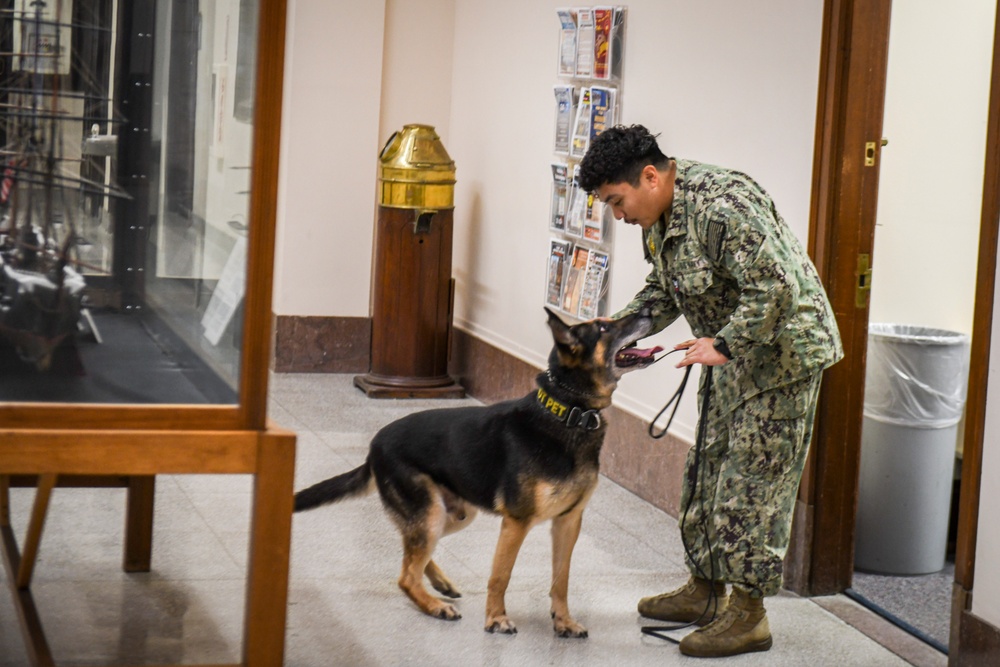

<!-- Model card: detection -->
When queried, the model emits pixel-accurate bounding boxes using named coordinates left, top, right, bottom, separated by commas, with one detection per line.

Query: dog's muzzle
left=615, top=344, right=663, bottom=368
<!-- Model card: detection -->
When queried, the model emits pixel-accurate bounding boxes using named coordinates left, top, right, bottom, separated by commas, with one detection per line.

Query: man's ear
left=641, top=164, right=660, bottom=188
left=545, top=307, right=575, bottom=347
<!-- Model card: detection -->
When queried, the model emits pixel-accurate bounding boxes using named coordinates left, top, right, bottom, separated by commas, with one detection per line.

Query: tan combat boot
left=637, top=577, right=728, bottom=625
left=678, top=586, right=772, bottom=657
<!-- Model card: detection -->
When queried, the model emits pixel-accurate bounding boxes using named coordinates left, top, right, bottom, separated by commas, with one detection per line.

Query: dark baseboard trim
left=272, top=315, right=371, bottom=373
left=784, top=499, right=815, bottom=595
left=956, top=603, right=1000, bottom=666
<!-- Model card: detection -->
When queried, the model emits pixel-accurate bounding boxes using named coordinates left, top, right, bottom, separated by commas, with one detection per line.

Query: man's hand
left=674, top=338, right=729, bottom=368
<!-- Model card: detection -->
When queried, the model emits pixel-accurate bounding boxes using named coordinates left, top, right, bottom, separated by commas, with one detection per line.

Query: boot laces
left=699, top=606, right=742, bottom=636
left=697, top=590, right=754, bottom=636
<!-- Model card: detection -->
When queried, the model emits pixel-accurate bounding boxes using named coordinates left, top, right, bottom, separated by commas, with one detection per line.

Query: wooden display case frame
left=0, top=0, right=294, bottom=664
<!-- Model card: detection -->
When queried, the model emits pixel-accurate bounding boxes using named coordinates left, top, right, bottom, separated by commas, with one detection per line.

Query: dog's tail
left=294, top=462, right=373, bottom=512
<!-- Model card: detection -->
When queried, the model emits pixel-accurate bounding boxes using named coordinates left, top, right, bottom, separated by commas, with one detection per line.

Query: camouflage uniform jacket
left=615, top=159, right=843, bottom=413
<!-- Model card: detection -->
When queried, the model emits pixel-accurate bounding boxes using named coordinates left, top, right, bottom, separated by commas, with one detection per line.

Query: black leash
left=646, top=348, right=692, bottom=440
left=640, top=363, right=719, bottom=644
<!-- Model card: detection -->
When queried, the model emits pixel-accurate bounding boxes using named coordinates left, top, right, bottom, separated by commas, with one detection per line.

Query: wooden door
left=788, top=0, right=893, bottom=596
left=800, top=3, right=1000, bottom=661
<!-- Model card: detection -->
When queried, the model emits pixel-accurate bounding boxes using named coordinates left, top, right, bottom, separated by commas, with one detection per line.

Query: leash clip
left=567, top=406, right=602, bottom=430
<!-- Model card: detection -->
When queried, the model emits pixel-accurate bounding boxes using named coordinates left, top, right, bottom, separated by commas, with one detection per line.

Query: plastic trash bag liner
left=862, top=324, right=970, bottom=429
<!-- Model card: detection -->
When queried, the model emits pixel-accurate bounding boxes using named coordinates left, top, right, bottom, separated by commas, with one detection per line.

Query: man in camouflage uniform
left=577, top=125, right=842, bottom=657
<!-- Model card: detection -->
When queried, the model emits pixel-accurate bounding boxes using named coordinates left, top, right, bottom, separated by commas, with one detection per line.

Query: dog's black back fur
left=294, top=378, right=605, bottom=512
left=383, top=382, right=605, bottom=516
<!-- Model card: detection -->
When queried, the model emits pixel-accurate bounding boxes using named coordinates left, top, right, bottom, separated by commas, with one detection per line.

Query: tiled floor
left=1, top=374, right=948, bottom=665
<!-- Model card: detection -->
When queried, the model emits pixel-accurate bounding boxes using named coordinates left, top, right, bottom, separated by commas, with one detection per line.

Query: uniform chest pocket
left=671, top=268, right=715, bottom=297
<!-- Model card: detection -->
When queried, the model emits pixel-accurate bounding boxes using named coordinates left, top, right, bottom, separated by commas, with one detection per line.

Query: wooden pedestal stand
left=354, top=206, right=465, bottom=398
left=354, top=125, right=465, bottom=399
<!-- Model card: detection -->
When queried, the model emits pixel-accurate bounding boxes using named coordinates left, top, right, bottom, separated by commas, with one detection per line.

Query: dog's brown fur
left=294, top=307, right=657, bottom=636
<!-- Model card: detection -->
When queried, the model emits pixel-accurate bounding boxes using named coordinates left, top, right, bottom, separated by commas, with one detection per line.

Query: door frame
left=951, top=0, right=1000, bottom=657
left=791, top=0, right=893, bottom=596
left=799, top=0, right=1000, bottom=659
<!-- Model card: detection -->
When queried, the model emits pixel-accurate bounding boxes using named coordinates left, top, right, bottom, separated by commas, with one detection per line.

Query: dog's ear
left=545, top=307, right=576, bottom=347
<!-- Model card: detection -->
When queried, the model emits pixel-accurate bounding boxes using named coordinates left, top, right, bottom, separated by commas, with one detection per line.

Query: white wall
left=869, top=1, right=995, bottom=335
left=275, top=0, right=457, bottom=319
left=274, top=0, right=386, bottom=317
left=378, top=0, right=456, bottom=149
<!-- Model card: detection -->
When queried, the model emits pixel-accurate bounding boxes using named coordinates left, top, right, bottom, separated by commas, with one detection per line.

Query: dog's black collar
left=535, top=387, right=602, bottom=431
left=544, top=369, right=603, bottom=399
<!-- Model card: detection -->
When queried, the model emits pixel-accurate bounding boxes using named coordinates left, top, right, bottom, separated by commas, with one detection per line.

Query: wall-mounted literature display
left=546, top=7, right=626, bottom=321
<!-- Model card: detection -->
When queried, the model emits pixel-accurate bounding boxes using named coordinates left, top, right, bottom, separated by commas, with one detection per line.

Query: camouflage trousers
left=679, top=371, right=822, bottom=597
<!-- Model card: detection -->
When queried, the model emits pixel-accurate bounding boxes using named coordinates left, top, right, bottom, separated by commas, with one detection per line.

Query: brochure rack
left=546, top=7, right=626, bottom=321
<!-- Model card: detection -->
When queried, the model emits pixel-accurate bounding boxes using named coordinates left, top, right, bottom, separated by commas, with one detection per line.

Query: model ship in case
left=0, top=0, right=126, bottom=370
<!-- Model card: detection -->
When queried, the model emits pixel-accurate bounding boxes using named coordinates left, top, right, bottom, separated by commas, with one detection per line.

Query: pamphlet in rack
left=546, top=238, right=573, bottom=308
left=578, top=249, right=609, bottom=319
left=575, top=8, right=596, bottom=78
left=582, top=192, right=604, bottom=242
left=550, top=163, right=570, bottom=232
left=593, top=7, right=614, bottom=79
left=546, top=6, right=625, bottom=321
left=561, top=245, right=591, bottom=315
left=557, top=9, right=577, bottom=77
left=570, top=87, right=592, bottom=159
left=589, top=86, right=615, bottom=141
left=565, top=169, right=586, bottom=238
left=554, top=85, right=575, bottom=155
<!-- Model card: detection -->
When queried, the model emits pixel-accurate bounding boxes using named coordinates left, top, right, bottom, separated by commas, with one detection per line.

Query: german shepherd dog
left=294, top=307, right=660, bottom=637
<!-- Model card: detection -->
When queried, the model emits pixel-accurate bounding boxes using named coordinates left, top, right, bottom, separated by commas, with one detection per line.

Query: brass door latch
left=865, top=138, right=889, bottom=167
left=856, top=253, right=873, bottom=308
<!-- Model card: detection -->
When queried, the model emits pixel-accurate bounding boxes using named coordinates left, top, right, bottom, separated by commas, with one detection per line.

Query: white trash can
left=854, top=324, right=969, bottom=575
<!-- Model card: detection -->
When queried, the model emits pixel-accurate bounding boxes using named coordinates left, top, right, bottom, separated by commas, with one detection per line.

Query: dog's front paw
left=553, top=615, right=588, bottom=638
left=484, top=615, right=517, bottom=634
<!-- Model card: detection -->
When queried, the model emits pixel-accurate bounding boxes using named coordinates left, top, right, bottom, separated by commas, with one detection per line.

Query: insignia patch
left=707, top=220, right=726, bottom=261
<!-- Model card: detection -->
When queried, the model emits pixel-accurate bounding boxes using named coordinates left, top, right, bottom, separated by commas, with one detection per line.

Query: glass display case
left=0, top=0, right=269, bottom=409
left=0, top=0, right=294, bottom=664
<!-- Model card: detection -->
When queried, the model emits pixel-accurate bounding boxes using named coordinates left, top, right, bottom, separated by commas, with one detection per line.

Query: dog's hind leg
left=397, top=486, right=461, bottom=621
left=550, top=507, right=588, bottom=638
left=484, top=515, right=531, bottom=634
left=423, top=489, right=478, bottom=598
left=441, top=490, right=478, bottom=536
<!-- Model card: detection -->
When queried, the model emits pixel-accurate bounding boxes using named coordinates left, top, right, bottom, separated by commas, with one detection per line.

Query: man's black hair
left=576, top=124, right=670, bottom=193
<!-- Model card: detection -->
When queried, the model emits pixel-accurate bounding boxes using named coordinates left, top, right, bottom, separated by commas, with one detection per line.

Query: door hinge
left=856, top=253, right=872, bottom=308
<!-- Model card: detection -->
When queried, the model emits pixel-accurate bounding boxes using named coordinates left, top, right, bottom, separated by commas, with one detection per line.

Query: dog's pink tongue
left=621, top=346, right=663, bottom=359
